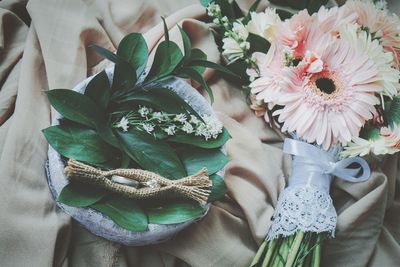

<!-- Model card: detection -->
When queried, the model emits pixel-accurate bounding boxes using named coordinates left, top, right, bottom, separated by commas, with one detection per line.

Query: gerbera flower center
left=309, top=71, right=343, bottom=99
left=315, top=78, right=336, bottom=94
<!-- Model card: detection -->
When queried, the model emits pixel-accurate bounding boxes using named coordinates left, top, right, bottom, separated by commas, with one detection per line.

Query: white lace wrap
left=266, top=138, right=371, bottom=240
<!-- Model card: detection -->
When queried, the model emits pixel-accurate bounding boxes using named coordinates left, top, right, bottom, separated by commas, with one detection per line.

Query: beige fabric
left=0, top=0, right=399, bottom=266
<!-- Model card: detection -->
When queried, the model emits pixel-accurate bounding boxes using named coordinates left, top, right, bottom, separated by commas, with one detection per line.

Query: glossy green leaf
left=85, top=70, right=111, bottom=109
left=91, top=45, right=121, bottom=63
left=215, top=0, right=235, bottom=19
left=117, top=128, right=187, bottom=179
left=144, top=41, right=183, bottom=83
left=43, top=124, right=113, bottom=163
left=177, top=146, right=229, bottom=176
left=146, top=200, right=206, bottom=224
left=276, top=8, right=295, bottom=20
left=247, top=33, right=270, bottom=54
left=242, top=0, right=261, bottom=24
left=45, top=89, right=105, bottom=129
left=168, top=127, right=230, bottom=148
left=200, top=0, right=213, bottom=7
left=188, top=48, right=207, bottom=74
left=57, top=182, right=108, bottom=207
left=117, top=32, right=148, bottom=77
left=162, top=17, right=170, bottom=43
left=307, top=0, right=329, bottom=14
left=178, top=26, right=192, bottom=59
left=176, top=67, right=214, bottom=103
left=187, top=59, right=238, bottom=77
left=92, top=195, right=148, bottom=231
left=384, top=96, right=400, bottom=127
left=360, top=124, right=381, bottom=141
left=112, top=60, right=137, bottom=92
left=208, top=174, right=227, bottom=203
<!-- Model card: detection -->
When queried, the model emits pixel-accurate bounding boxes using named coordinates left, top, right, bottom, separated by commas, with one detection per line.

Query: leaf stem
left=250, top=239, right=268, bottom=266
left=311, top=235, right=321, bottom=267
left=284, top=231, right=304, bottom=267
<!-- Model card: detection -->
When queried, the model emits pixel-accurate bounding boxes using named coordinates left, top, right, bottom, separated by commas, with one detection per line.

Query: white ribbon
left=266, top=138, right=371, bottom=240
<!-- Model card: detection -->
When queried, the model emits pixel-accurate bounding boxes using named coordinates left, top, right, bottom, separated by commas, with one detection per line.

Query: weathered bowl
left=46, top=66, right=225, bottom=246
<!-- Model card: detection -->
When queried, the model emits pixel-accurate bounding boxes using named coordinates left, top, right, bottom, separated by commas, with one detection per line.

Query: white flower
left=117, top=116, right=129, bottom=132
left=203, top=115, right=224, bottom=139
left=189, top=115, right=200, bottom=125
left=341, top=135, right=391, bottom=158
left=222, top=37, right=245, bottom=63
left=213, top=18, right=220, bottom=25
left=164, top=125, right=176, bottom=136
left=195, top=123, right=211, bottom=140
left=340, top=24, right=400, bottom=98
left=138, top=106, right=150, bottom=117
left=174, top=113, right=187, bottom=123
left=182, top=122, right=194, bottom=134
left=232, top=22, right=249, bottom=40
left=142, top=123, right=154, bottom=134
left=207, top=3, right=221, bottom=16
left=151, top=112, right=165, bottom=122
left=246, top=8, right=281, bottom=42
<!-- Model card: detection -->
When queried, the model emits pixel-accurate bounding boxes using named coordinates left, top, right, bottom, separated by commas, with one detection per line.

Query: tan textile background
left=0, top=0, right=399, bottom=266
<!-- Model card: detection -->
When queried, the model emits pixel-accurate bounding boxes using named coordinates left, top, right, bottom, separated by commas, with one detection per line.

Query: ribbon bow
left=283, top=138, right=371, bottom=183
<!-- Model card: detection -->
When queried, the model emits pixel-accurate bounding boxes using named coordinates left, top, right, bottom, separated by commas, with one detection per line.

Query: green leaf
left=215, top=0, right=235, bottom=19
left=307, top=0, right=329, bottom=14
left=188, top=48, right=207, bottom=74
left=208, top=174, right=227, bottom=202
left=384, top=96, right=400, bottom=127
left=117, top=128, right=187, bottom=179
left=200, top=0, right=213, bottom=7
left=91, top=45, right=120, bottom=63
left=85, top=70, right=111, bottom=109
left=113, top=87, right=204, bottom=123
left=45, top=89, right=105, bottom=129
left=117, top=33, right=148, bottom=77
left=360, top=124, right=381, bottom=141
left=146, top=200, right=206, bottom=224
left=242, top=0, right=261, bottom=24
left=168, top=127, right=230, bottom=148
left=275, top=8, right=295, bottom=20
left=226, top=59, right=249, bottom=84
left=43, top=124, right=114, bottom=163
left=269, top=0, right=307, bottom=10
left=144, top=41, right=183, bottom=83
left=161, top=17, right=169, bottom=43
left=178, top=26, right=192, bottom=59
left=91, top=195, right=148, bottom=232
left=187, top=59, right=238, bottom=77
left=177, top=146, right=229, bottom=176
left=112, top=60, right=137, bottom=92
left=57, top=182, right=108, bottom=207
left=246, top=33, right=270, bottom=54
left=248, top=0, right=261, bottom=12
left=176, top=67, right=214, bottom=103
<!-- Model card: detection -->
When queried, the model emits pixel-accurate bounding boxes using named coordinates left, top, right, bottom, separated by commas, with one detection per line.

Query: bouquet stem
left=250, top=232, right=326, bottom=267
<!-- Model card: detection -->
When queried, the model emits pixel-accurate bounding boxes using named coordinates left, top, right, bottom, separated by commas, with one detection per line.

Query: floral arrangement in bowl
left=203, top=0, right=400, bottom=266
left=44, top=19, right=235, bottom=245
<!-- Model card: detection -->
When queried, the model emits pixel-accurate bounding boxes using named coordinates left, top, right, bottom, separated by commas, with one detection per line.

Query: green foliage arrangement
left=43, top=19, right=234, bottom=231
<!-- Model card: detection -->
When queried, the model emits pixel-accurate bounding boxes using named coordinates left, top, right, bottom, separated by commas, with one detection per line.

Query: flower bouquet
left=44, top=19, right=235, bottom=245
left=203, top=0, right=400, bottom=266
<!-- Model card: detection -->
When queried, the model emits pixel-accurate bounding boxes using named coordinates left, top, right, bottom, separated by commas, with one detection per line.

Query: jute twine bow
left=64, top=159, right=213, bottom=205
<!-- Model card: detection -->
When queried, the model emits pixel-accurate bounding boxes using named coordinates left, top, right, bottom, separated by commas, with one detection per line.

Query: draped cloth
left=0, top=0, right=399, bottom=266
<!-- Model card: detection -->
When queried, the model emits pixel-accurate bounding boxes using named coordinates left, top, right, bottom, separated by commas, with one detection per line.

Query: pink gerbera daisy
left=251, top=26, right=381, bottom=149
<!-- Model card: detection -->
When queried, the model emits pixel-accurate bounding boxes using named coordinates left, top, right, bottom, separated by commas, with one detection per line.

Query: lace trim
left=266, top=185, right=336, bottom=240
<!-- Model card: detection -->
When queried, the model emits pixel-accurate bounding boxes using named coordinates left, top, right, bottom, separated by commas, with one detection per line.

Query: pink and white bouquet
left=203, top=0, right=400, bottom=266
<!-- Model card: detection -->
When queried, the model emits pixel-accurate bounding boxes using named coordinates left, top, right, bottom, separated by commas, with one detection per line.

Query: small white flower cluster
left=222, top=22, right=251, bottom=63
left=114, top=106, right=223, bottom=140
left=207, top=3, right=230, bottom=28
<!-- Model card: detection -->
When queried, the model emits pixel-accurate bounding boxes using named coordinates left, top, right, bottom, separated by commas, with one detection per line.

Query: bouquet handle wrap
left=267, top=138, right=371, bottom=240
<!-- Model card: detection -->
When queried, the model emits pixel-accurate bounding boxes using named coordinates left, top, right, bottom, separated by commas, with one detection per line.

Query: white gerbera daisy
left=340, top=24, right=400, bottom=98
